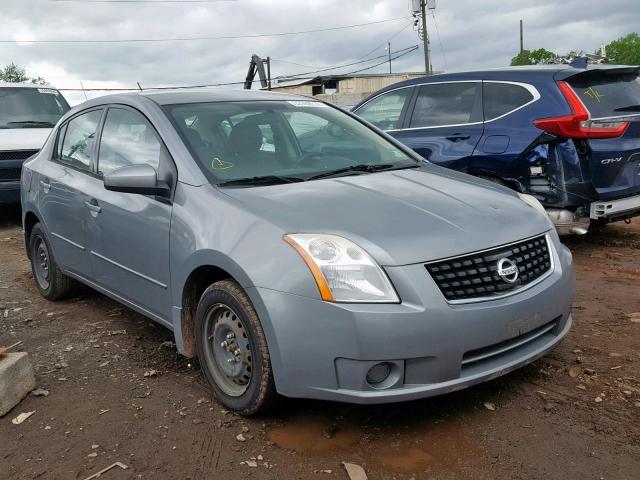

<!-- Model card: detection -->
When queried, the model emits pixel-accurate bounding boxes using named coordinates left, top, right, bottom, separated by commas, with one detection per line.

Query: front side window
left=165, top=100, right=417, bottom=184
left=409, top=82, right=481, bottom=128
left=483, top=82, right=534, bottom=120
left=355, top=89, right=411, bottom=130
left=60, top=109, right=102, bottom=171
left=98, top=108, right=161, bottom=176
left=0, top=87, right=70, bottom=129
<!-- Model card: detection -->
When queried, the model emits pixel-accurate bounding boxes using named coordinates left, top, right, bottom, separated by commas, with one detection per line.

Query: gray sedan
left=21, top=89, right=575, bottom=414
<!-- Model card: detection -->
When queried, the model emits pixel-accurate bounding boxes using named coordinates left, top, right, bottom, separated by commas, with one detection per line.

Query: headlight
left=283, top=233, right=399, bottom=303
left=517, top=192, right=548, bottom=216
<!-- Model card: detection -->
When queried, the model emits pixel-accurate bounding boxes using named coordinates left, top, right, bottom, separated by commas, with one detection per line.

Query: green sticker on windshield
left=212, top=156, right=234, bottom=170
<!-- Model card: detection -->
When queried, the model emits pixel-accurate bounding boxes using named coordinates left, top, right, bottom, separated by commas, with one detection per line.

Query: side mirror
left=104, top=164, right=170, bottom=197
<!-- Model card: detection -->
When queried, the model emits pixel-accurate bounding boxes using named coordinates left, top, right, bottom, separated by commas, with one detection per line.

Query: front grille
left=426, top=234, right=552, bottom=302
left=0, top=150, right=38, bottom=161
left=0, top=167, right=22, bottom=181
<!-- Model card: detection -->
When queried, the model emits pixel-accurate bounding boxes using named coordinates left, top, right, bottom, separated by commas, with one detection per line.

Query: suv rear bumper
left=590, top=193, right=640, bottom=221
left=0, top=181, right=20, bottom=205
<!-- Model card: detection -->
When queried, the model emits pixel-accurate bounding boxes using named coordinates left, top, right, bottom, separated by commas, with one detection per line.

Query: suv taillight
left=534, top=81, right=629, bottom=139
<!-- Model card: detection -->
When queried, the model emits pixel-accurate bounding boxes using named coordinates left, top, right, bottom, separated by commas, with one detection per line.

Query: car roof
left=141, top=88, right=307, bottom=105
left=352, top=64, right=640, bottom=109
left=0, top=81, right=58, bottom=89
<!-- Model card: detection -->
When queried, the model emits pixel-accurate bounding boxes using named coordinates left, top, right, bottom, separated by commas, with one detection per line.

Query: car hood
left=0, top=128, right=51, bottom=151
left=221, top=166, right=552, bottom=266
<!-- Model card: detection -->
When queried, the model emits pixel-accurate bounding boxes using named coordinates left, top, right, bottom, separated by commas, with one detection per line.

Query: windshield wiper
left=218, top=175, right=305, bottom=187
left=7, top=121, right=56, bottom=127
left=306, top=162, right=420, bottom=181
left=614, top=104, right=640, bottom=112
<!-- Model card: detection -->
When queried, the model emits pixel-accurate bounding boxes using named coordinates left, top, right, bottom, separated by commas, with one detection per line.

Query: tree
left=606, top=32, right=640, bottom=65
left=510, top=48, right=557, bottom=66
left=0, top=63, right=46, bottom=84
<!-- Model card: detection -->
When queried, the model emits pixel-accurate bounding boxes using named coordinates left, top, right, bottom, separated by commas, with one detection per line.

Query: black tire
left=29, top=223, right=78, bottom=300
left=195, top=279, right=277, bottom=415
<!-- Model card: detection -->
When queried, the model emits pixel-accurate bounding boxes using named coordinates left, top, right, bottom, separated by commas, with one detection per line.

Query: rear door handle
left=84, top=199, right=102, bottom=214
left=39, top=179, right=51, bottom=193
left=446, top=135, right=471, bottom=142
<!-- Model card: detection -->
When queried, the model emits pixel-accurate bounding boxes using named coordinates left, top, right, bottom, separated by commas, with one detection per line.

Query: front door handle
left=84, top=199, right=102, bottom=214
left=446, top=135, right=471, bottom=142
left=39, top=179, right=51, bottom=193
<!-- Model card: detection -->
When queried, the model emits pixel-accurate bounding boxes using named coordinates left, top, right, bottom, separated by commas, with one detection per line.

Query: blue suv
left=353, top=65, right=640, bottom=234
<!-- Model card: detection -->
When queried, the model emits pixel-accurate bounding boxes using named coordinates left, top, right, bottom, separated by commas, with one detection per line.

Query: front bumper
left=248, top=232, right=575, bottom=403
left=590, top=193, right=640, bottom=221
left=0, top=181, right=21, bottom=205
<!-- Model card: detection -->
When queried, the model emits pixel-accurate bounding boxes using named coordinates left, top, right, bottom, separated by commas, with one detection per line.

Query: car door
left=392, top=81, right=484, bottom=170
left=37, top=108, right=103, bottom=277
left=83, top=106, right=174, bottom=322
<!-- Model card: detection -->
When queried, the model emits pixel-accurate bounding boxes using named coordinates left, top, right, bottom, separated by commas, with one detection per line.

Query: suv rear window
left=568, top=71, right=640, bottom=119
left=483, top=82, right=534, bottom=120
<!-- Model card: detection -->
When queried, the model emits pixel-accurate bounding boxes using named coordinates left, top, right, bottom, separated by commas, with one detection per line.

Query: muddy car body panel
left=21, top=90, right=574, bottom=406
left=353, top=65, right=640, bottom=234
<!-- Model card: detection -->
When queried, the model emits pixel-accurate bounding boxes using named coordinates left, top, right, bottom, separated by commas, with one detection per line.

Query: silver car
left=21, top=90, right=575, bottom=415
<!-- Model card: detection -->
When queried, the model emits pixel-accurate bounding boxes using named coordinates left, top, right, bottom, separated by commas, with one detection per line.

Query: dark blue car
left=353, top=65, right=640, bottom=234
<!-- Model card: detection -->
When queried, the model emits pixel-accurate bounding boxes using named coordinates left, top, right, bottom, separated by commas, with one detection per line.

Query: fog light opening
left=366, top=362, right=392, bottom=386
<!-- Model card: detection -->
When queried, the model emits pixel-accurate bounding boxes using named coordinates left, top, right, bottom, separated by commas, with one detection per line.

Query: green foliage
left=0, top=63, right=46, bottom=84
left=510, top=48, right=557, bottom=66
left=606, top=32, right=640, bottom=65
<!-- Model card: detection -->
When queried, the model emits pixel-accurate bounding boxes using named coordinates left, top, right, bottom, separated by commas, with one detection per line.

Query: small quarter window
left=356, top=89, right=411, bottom=130
left=410, top=82, right=481, bottom=128
left=60, top=109, right=102, bottom=171
left=483, top=82, right=534, bottom=120
left=98, top=108, right=161, bottom=176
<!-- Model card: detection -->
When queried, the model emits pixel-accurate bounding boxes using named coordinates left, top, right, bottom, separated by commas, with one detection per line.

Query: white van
left=0, top=82, right=70, bottom=204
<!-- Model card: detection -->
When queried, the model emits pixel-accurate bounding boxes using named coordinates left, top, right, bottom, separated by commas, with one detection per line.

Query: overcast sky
left=2, top=0, right=639, bottom=105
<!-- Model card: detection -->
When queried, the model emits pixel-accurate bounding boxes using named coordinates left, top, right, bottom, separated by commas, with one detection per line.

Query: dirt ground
left=0, top=205, right=639, bottom=480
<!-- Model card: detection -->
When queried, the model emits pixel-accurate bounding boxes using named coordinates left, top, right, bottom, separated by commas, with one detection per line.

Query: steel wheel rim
left=33, top=237, right=51, bottom=290
left=203, top=303, right=252, bottom=397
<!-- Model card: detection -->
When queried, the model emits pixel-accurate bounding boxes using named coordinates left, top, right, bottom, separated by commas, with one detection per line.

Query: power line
left=430, top=11, right=447, bottom=71
left=343, top=46, right=419, bottom=75
left=353, top=21, right=413, bottom=62
left=274, top=45, right=419, bottom=80
left=0, top=17, right=410, bottom=44
left=49, top=0, right=235, bottom=2
left=56, top=46, right=419, bottom=92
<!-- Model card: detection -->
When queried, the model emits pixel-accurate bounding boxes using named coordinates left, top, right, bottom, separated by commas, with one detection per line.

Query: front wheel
left=29, top=223, right=78, bottom=300
left=195, top=280, right=277, bottom=415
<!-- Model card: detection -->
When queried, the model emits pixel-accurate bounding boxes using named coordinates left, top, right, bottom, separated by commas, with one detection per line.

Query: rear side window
left=483, top=82, right=534, bottom=120
left=98, top=108, right=161, bottom=176
left=569, top=72, right=640, bottom=119
left=356, top=89, right=411, bottom=130
left=60, top=109, right=102, bottom=171
left=409, top=82, right=481, bottom=128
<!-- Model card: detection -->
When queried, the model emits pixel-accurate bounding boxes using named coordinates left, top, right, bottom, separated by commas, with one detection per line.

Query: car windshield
left=0, top=87, right=70, bottom=129
left=164, top=100, right=418, bottom=184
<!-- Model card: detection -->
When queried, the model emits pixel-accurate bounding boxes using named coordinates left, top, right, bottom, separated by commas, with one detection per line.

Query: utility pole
left=519, top=19, right=524, bottom=64
left=421, top=0, right=431, bottom=74
left=388, top=42, right=392, bottom=73
left=266, top=56, right=272, bottom=91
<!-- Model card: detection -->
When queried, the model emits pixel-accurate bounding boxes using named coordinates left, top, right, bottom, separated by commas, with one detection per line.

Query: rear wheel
left=29, top=223, right=78, bottom=300
left=195, top=280, right=276, bottom=415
